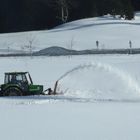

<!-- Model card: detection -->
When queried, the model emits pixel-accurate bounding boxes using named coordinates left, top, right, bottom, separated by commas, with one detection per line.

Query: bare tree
left=69, top=36, right=75, bottom=51
left=48, top=0, right=73, bottom=23
left=67, top=36, right=75, bottom=58
left=21, top=45, right=27, bottom=54
left=3, top=42, right=13, bottom=54
left=129, top=40, right=132, bottom=54
left=25, top=34, right=36, bottom=56
left=57, top=0, right=69, bottom=23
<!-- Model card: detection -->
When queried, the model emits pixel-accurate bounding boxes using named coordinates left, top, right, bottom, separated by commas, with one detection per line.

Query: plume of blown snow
left=57, top=62, right=140, bottom=100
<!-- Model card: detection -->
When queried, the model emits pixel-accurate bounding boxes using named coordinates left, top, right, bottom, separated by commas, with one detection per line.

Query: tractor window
left=26, top=73, right=31, bottom=84
left=22, top=74, right=28, bottom=83
left=16, top=74, right=27, bottom=83
left=5, top=75, right=16, bottom=84
left=4, top=75, right=9, bottom=84
left=16, top=74, right=23, bottom=81
left=4, top=73, right=28, bottom=84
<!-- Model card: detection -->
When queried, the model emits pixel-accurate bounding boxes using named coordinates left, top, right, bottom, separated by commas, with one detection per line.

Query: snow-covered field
left=1, top=55, right=140, bottom=140
left=1, top=13, right=140, bottom=140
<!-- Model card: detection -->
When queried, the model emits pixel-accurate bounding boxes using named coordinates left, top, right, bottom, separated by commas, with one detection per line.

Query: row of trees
left=0, top=0, right=138, bottom=33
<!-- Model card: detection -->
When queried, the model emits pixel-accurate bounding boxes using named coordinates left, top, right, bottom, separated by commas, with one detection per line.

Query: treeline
left=0, top=0, right=139, bottom=33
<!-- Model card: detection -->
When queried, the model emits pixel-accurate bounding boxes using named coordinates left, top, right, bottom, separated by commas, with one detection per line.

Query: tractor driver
left=11, top=75, right=17, bottom=83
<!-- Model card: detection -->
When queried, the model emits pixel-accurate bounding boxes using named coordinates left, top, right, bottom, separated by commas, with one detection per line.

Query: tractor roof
left=5, top=72, right=28, bottom=75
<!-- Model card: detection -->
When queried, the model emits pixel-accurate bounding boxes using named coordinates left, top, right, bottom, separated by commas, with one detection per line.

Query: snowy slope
left=0, top=13, right=140, bottom=54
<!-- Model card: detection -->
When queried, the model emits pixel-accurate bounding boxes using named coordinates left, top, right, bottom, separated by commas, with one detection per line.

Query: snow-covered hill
left=0, top=13, right=140, bottom=54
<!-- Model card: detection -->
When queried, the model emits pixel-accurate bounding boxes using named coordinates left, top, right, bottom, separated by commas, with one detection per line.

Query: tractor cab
left=0, top=72, right=43, bottom=96
left=4, top=72, right=33, bottom=85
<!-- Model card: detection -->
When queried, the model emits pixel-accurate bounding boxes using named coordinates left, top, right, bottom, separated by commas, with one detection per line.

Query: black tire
left=3, top=87, right=23, bottom=96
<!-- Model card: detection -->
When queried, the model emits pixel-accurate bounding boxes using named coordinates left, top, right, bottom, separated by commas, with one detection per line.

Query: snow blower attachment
left=44, top=80, right=58, bottom=95
left=0, top=72, right=60, bottom=96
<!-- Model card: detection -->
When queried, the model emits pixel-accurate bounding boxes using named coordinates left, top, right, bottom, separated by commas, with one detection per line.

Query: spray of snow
left=58, top=64, right=93, bottom=81
left=58, top=62, right=140, bottom=100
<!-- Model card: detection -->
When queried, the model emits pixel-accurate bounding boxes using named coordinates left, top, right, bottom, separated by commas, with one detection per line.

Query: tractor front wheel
left=3, top=87, right=23, bottom=96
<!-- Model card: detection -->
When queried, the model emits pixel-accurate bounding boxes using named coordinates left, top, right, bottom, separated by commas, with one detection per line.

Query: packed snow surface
left=1, top=55, right=140, bottom=140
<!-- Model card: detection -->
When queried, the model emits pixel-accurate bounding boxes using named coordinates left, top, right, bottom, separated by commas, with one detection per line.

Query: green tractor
left=0, top=72, right=44, bottom=96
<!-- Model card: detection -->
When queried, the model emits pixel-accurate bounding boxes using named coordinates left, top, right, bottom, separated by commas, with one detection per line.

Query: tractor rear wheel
left=3, top=87, right=23, bottom=96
